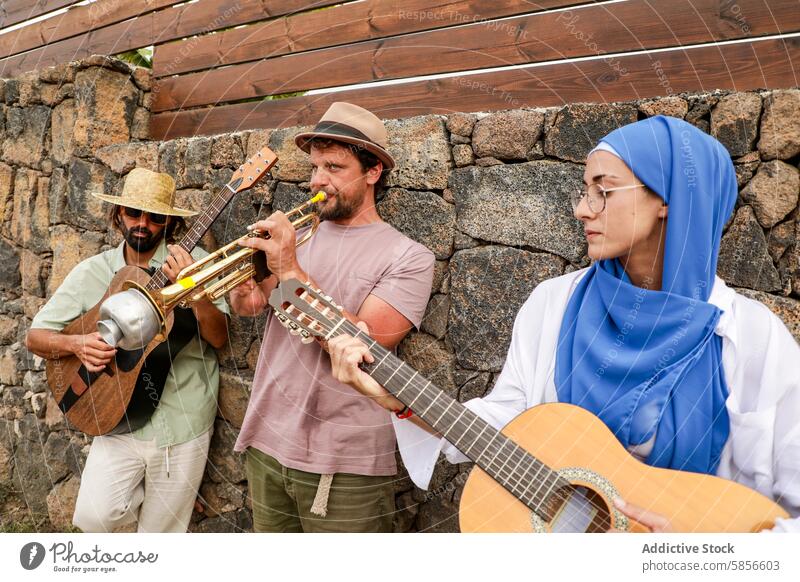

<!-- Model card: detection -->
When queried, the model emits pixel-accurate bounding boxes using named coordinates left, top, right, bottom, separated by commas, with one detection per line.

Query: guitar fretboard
left=144, top=179, right=242, bottom=292
left=337, top=318, right=569, bottom=520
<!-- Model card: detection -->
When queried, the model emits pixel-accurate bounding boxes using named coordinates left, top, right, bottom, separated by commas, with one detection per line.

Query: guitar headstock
left=268, top=279, right=345, bottom=344
left=229, top=146, right=278, bottom=193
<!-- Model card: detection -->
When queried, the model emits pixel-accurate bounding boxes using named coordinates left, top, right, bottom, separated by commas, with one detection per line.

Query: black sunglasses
left=122, top=207, right=168, bottom=225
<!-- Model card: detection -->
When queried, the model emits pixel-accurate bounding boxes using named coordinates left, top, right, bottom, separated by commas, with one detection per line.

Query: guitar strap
left=107, top=306, right=199, bottom=434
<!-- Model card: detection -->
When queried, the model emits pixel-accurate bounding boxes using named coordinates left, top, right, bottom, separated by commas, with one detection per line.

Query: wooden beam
left=0, top=1, right=182, bottom=60
left=151, top=0, right=800, bottom=112
left=0, top=0, right=343, bottom=77
left=0, top=0, right=76, bottom=29
left=149, top=36, right=800, bottom=140
left=152, top=0, right=587, bottom=77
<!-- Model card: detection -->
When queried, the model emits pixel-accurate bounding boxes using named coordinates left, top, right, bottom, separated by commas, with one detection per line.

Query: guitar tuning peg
left=300, top=332, right=314, bottom=344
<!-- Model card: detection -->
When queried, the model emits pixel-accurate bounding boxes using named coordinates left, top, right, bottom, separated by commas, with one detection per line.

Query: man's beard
left=122, top=224, right=165, bottom=252
left=318, top=189, right=365, bottom=221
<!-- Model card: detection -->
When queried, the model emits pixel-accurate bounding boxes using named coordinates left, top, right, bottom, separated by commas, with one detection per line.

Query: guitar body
left=45, top=265, right=174, bottom=436
left=459, top=403, right=788, bottom=533
left=267, top=280, right=790, bottom=534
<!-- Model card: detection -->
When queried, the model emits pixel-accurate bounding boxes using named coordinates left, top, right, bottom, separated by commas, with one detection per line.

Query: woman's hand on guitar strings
left=609, top=497, right=674, bottom=533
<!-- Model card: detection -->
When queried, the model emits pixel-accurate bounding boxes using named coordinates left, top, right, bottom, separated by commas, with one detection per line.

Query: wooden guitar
left=269, top=279, right=790, bottom=533
left=45, top=147, right=278, bottom=436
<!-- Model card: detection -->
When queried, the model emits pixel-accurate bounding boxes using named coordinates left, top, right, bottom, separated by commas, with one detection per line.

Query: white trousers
left=72, top=429, right=212, bottom=533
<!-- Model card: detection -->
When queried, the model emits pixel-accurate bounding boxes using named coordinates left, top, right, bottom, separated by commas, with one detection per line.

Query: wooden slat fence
left=0, top=0, right=77, bottom=29
left=0, top=1, right=343, bottom=77
left=1, top=0, right=798, bottom=140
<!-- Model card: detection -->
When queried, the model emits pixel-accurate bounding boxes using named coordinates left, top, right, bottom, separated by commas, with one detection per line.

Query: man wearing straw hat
left=26, top=168, right=229, bottom=532
left=229, top=102, right=435, bottom=532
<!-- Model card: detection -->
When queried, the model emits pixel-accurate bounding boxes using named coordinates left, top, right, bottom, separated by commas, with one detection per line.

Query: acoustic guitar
left=45, top=147, right=278, bottom=436
left=269, top=279, right=789, bottom=533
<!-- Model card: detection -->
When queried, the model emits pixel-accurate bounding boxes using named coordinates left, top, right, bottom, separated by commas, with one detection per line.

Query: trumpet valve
left=245, top=229, right=266, bottom=240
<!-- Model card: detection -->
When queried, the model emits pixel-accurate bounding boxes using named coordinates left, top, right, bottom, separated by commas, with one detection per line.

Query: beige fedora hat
left=295, top=102, right=395, bottom=170
left=91, top=168, right=197, bottom=217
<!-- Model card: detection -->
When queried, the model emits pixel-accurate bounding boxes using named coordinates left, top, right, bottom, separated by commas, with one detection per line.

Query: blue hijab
left=554, top=116, right=738, bottom=474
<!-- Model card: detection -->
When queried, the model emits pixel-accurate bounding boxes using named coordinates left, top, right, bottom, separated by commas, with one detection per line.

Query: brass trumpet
left=161, top=190, right=326, bottom=307
left=96, top=192, right=327, bottom=350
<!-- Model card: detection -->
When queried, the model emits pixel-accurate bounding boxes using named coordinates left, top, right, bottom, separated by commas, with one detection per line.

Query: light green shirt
left=32, top=240, right=230, bottom=447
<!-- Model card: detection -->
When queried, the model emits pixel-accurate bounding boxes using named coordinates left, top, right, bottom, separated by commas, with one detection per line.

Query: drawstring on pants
left=310, top=473, right=334, bottom=517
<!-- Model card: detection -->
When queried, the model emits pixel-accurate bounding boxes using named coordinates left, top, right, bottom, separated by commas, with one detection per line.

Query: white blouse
left=393, top=269, right=800, bottom=532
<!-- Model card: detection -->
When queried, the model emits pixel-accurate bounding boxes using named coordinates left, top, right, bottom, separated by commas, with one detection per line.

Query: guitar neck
left=144, top=180, right=242, bottom=292
left=336, top=319, right=567, bottom=518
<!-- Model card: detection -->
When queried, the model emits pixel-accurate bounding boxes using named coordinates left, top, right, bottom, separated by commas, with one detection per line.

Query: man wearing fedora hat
left=26, top=168, right=229, bottom=532
left=229, top=102, right=435, bottom=532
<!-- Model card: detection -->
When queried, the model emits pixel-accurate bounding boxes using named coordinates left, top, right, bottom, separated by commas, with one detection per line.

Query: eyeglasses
left=569, top=183, right=645, bottom=214
left=122, top=207, right=168, bottom=225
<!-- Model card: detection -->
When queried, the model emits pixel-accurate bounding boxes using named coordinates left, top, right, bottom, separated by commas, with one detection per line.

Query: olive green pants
left=245, top=447, right=395, bottom=533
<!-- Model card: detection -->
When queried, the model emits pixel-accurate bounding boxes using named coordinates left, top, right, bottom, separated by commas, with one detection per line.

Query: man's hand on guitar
left=328, top=322, right=405, bottom=413
left=70, top=332, right=117, bottom=372
left=609, top=497, right=674, bottom=533
left=161, top=244, right=195, bottom=283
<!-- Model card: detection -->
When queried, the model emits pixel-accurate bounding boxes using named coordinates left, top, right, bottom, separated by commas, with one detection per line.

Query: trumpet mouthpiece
left=311, top=191, right=327, bottom=203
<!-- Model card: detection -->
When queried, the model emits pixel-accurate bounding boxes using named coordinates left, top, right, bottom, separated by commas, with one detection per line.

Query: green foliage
left=265, top=91, right=306, bottom=100
left=234, top=91, right=307, bottom=105
left=115, top=48, right=153, bottom=69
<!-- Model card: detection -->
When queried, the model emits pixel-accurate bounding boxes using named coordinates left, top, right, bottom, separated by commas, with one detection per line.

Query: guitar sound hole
left=549, top=485, right=611, bottom=533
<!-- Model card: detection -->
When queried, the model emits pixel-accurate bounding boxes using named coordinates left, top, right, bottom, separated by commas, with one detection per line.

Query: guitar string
left=145, top=185, right=234, bottom=291
left=145, top=216, right=214, bottom=290
left=285, top=302, right=606, bottom=530
left=341, top=319, right=573, bottom=501
left=144, top=156, right=270, bottom=292
left=298, top=307, right=603, bottom=531
left=288, top=306, right=549, bottom=494
left=342, top=318, right=599, bottom=528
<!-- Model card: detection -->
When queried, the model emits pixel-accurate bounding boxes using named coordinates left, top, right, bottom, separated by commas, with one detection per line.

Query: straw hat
left=295, top=102, right=395, bottom=170
left=91, top=168, right=197, bottom=217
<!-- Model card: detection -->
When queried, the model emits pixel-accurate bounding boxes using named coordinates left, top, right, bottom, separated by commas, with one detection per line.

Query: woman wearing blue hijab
left=556, top=115, right=736, bottom=476
left=329, top=116, right=800, bottom=532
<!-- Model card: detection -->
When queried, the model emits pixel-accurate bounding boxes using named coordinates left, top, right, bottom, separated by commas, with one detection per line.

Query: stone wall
left=1, top=58, right=798, bottom=533
left=0, top=56, right=152, bottom=531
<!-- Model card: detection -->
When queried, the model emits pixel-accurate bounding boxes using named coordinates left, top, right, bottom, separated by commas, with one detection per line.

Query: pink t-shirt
left=234, top=220, right=435, bottom=476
